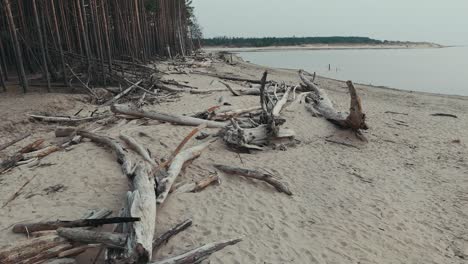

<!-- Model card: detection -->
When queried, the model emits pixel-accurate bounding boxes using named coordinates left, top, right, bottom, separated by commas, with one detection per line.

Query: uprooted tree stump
left=222, top=71, right=295, bottom=150
left=299, top=70, right=368, bottom=140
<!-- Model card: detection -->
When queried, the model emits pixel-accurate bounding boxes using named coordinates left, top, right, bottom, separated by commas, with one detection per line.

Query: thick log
left=124, top=163, right=157, bottom=262
left=111, top=104, right=227, bottom=128
left=57, top=228, right=126, bottom=248
left=16, top=243, right=73, bottom=264
left=153, top=219, right=193, bottom=251
left=77, top=131, right=134, bottom=177
left=0, top=133, right=31, bottom=151
left=22, top=145, right=61, bottom=160
left=12, top=217, right=140, bottom=234
left=151, top=238, right=242, bottom=264
left=299, top=70, right=368, bottom=132
left=120, top=133, right=157, bottom=166
left=214, top=164, right=292, bottom=195
left=156, top=138, right=217, bottom=204
left=29, top=114, right=108, bottom=123
left=55, top=127, right=77, bottom=138
left=0, top=235, right=68, bottom=263
left=44, top=258, right=77, bottom=264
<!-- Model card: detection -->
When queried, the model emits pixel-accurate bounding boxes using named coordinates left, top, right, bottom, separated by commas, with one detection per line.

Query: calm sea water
left=238, top=47, right=468, bottom=96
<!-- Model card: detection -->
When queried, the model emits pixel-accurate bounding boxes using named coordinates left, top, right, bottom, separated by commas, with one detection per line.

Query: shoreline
left=205, top=42, right=444, bottom=53
left=225, top=52, right=468, bottom=100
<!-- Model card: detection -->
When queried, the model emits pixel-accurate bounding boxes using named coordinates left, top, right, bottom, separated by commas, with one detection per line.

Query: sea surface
left=238, top=46, right=468, bottom=96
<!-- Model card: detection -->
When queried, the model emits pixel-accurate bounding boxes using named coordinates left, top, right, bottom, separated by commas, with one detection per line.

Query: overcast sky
left=193, top=0, right=468, bottom=45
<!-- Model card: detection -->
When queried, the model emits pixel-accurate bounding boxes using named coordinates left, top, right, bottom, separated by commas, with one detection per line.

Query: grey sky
left=193, top=0, right=468, bottom=45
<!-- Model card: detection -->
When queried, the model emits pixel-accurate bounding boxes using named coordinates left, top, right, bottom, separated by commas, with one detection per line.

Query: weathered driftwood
left=299, top=70, right=368, bottom=133
left=194, top=71, right=266, bottom=84
left=156, top=138, right=217, bottom=204
left=57, top=228, right=126, bottom=248
left=103, top=80, right=143, bottom=106
left=0, top=153, right=23, bottom=174
left=125, top=163, right=157, bottom=262
left=29, top=114, right=107, bottom=123
left=55, top=127, right=77, bottom=138
left=431, top=113, right=458, bottom=118
left=57, top=244, right=100, bottom=258
left=20, top=139, right=45, bottom=153
left=220, top=81, right=240, bottom=96
left=111, top=104, right=227, bottom=128
left=0, top=235, right=69, bottom=264
left=44, top=258, right=77, bottom=264
left=0, top=133, right=31, bottom=151
left=22, top=145, right=61, bottom=160
left=174, top=175, right=220, bottom=194
left=153, top=219, right=193, bottom=251
left=212, top=107, right=262, bottom=121
left=13, top=217, right=140, bottom=234
left=222, top=72, right=295, bottom=150
left=15, top=243, right=74, bottom=264
left=214, top=164, right=292, bottom=195
left=77, top=131, right=134, bottom=177
left=151, top=238, right=242, bottom=264
left=272, top=87, right=292, bottom=117
left=120, top=133, right=157, bottom=166
left=160, top=124, right=207, bottom=170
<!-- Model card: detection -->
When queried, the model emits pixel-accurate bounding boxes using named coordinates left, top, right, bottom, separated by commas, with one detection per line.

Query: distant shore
left=204, top=42, right=445, bottom=52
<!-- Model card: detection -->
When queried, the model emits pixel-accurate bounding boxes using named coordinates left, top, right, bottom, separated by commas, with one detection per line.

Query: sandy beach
left=205, top=42, right=444, bottom=53
left=0, top=53, right=467, bottom=264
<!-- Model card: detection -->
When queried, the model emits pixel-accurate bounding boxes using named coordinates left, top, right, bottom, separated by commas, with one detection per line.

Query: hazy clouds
left=193, top=0, right=468, bottom=45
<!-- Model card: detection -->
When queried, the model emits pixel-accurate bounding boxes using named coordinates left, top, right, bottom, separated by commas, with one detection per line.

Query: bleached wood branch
left=111, top=104, right=227, bottom=128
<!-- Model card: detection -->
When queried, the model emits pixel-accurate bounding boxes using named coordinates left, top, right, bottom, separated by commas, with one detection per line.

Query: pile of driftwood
left=0, top=58, right=369, bottom=263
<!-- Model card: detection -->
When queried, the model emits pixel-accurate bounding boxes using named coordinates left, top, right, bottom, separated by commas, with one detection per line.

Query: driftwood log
left=153, top=219, right=193, bottom=251
left=214, top=164, right=292, bottom=195
left=111, top=104, right=227, bottom=128
left=299, top=70, right=368, bottom=137
left=57, top=228, right=126, bottom=248
left=156, top=138, right=217, bottom=204
left=151, top=238, right=242, bottom=264
left=0, top=133, right=31, bottom=151
left=12, top=217, right=140, bottom=234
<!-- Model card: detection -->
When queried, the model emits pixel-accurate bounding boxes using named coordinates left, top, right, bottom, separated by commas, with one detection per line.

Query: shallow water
left=238, top=46, right=468, bottom=96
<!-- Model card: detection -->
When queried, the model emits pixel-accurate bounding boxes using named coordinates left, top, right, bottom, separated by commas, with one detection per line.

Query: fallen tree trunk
left=0, top=235, right=68, bottom=263
left=156, top=138, right=217, bottom=204
left=120, top=133, right=157, bottom=166
left=57, top=228, right=126, bottom=248
left=151, top=238, right=242, bottom=264
left=299, top=70, right=368, bottom=137
left=12, top=217, right=140, bottom=233
left=44, top=258, right=77, bottom=264
left=29, top=114, right=108, bottom=123
left=111, top=104, right=227, bottom=128
left=214, top=164, right=292, bottom=195
left=77, top=131, right=134, bottom=177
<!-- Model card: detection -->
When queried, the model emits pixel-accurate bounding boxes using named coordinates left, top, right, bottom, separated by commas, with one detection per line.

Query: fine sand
left=205, top=42, right=444, bottom=53
left=0, top=53, right=467, bottom=264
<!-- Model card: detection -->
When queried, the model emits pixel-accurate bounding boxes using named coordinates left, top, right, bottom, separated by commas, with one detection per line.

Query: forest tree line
left=202, top=36, right=404, bottom=47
